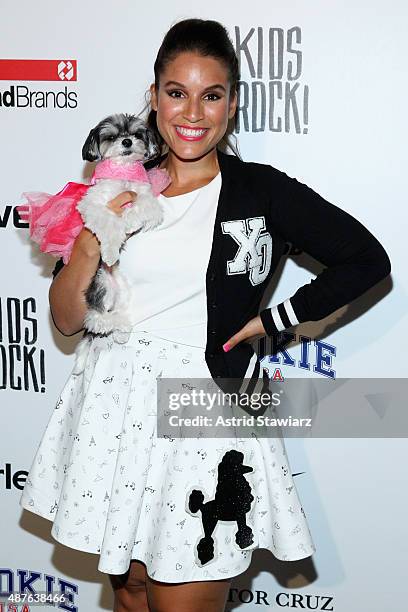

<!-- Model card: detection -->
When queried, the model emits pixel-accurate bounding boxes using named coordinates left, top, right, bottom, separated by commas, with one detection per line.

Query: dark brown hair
left=141, top=18, right=241, bottom=158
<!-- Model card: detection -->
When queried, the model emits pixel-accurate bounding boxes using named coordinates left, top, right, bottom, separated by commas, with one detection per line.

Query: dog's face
left=82, top=113, right=160, bottom=163
left=219, top=449, right=254, bottom=477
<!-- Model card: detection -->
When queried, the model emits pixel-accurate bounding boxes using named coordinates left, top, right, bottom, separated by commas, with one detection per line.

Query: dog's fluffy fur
left=72, top=113, right=163, bottom=374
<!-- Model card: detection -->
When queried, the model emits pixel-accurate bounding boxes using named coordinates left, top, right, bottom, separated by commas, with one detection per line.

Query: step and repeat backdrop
left=1, top=1, right=406, bottom=611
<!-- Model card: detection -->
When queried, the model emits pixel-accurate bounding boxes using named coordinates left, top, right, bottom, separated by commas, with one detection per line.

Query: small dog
left=78, top=112, right=165, bottom=266
left=73, top=113, right=169, bottom=372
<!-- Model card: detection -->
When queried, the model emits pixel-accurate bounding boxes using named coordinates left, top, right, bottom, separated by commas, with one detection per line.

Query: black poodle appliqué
left=187, top=449, right=255, bottom=565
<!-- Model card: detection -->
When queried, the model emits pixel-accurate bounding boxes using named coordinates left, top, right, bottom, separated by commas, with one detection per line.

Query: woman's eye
left=167, top=90, right=184, bottom=98
left=204, top=93, right=221, bottom=101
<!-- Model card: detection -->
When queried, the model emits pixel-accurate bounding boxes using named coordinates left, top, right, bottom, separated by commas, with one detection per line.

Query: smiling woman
left=19, top=15, right=391, bottom=612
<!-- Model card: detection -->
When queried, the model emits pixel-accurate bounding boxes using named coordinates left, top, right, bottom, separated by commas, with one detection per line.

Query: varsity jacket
left=52, top=148, right=391, bottom=401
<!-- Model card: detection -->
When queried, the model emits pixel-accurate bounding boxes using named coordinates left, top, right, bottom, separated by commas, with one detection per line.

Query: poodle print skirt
left=19, top=330, right=316, bottom=583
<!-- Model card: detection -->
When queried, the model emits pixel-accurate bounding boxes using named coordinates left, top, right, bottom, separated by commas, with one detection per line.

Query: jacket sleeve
left=259, top=168, right=391, bottom=336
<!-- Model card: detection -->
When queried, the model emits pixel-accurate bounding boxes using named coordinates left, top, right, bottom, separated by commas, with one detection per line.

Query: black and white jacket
left=53, top=148, right=391, bottom=398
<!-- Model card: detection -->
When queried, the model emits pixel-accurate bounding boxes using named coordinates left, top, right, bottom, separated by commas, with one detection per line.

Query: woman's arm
left=49, top=228, right=100, bottom=335
left=259, top=168, right=391, bottom=335
left=49, top=190, right=137, bottom=336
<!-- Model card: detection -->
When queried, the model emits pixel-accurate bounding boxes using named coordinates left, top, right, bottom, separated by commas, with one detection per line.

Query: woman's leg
left=145, top=576, right=232, bottom=612
left=109, top=560, right=149, bottom=612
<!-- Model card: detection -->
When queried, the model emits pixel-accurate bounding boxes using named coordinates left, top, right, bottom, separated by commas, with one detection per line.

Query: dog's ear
left=82, top=127, right=101, bottom=161
left=143, top=126, right=161, bottom=161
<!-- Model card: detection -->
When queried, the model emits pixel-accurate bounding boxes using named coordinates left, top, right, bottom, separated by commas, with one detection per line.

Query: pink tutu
left=17, top=161, right=171, bottom=264
left=18, top=182, right=89, bottom=264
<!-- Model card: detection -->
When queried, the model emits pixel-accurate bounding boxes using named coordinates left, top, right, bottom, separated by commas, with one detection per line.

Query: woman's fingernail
left=223, top=342, right=231, bottom=352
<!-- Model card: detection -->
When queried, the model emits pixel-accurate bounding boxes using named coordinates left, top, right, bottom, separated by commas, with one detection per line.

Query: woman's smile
left=174, top=125, right=209, bottom=141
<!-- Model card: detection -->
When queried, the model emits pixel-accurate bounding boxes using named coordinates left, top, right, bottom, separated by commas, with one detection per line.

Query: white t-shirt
left=118, top=172, right=221, bottom=348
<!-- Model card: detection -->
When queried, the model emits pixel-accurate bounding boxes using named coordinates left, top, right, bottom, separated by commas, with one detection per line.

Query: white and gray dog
left=73, top=113, right=166, bottom=373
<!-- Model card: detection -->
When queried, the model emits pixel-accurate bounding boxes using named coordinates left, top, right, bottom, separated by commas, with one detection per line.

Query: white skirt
left=19, top=330, right=316, bottom=583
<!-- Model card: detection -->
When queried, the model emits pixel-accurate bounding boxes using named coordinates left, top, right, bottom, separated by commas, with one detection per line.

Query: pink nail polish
left=223, top=342, right=231, bottom=352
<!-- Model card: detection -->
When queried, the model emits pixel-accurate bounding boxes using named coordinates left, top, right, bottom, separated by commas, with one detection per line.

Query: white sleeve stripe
left=283, top=298, right=299, bottom=326
left=271, top=306, right=286, bottom=332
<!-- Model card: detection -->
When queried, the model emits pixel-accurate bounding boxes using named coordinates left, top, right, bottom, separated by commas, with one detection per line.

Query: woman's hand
left=107, top=190, right=138, bottom=216
left=222, top=315, right=266, bottom=352
left=74, top=191, right=138, bottom=258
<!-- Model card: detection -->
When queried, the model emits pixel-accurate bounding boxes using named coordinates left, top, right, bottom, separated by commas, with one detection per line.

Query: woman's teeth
left=176, top=126, right=208, bottom=137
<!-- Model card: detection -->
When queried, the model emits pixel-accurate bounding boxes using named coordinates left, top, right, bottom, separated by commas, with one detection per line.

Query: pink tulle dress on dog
left=17, top=159, right=171, bottom=264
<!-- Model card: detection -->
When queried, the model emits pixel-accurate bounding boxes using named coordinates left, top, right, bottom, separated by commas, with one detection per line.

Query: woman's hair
left=141, top=18, right=241, bottom=159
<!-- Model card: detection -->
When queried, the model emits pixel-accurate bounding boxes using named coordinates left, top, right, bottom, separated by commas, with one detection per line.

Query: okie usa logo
left=0, top=568, right=78, bottom=612
left=0, top=59, right=78, bottom=109
left=258, top=333, right=337, bottom=380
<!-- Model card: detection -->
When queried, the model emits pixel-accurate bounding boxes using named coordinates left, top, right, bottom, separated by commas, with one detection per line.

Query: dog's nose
left=240, top=465, right=253, bottom=474
left=122, top=138, right=133, bottom=148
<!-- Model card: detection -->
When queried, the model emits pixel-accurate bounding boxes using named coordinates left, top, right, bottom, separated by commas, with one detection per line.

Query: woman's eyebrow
left=163, top=80, right=227, bottom=93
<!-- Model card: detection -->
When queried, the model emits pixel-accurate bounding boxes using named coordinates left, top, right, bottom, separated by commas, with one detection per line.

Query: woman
left=20, top=18, right=391, bottom=612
